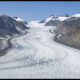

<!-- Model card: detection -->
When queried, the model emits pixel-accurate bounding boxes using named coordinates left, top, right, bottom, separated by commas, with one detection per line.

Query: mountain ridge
left=0, top=14, right=29, bottom=39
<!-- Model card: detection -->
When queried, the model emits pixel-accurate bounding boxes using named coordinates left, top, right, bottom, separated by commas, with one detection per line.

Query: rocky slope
left=0, top=14, right=29, bottom=39
left=54, top=14, right=80, bottom=49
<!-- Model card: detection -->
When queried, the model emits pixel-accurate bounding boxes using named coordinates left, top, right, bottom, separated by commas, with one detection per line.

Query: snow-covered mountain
left=39, top=14, right=69, bottom=26
left=39, top=13, right=80, bottom=27
left=45, top=15, right=68, bottom=22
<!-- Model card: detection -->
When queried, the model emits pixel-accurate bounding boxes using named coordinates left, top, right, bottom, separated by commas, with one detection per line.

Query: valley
left=0, top=22, right=80, bottom=78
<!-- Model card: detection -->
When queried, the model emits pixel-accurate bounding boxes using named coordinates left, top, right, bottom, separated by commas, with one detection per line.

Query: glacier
left=0, top=21, right=80, bottom=78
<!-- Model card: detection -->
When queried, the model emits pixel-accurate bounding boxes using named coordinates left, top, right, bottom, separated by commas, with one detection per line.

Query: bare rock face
left=0, top=14, right=29, bottom=38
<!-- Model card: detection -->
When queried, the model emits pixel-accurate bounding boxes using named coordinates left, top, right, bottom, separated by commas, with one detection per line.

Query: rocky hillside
left=54, top=14, right=80, bottom=49
left=0, top=14, right=29, bottom=39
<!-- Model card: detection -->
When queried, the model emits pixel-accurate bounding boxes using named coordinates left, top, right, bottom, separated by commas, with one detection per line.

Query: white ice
left=57, top=16, right=68, bottom=21
left=0, top=21, right=80, bottom=78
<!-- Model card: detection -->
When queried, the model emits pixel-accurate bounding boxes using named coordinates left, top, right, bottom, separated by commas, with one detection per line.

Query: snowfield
left=0, top=21, right=80, bottom=78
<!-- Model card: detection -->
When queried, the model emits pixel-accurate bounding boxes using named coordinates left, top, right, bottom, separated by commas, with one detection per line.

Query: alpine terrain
left=0, top=14, right=80, bottom=78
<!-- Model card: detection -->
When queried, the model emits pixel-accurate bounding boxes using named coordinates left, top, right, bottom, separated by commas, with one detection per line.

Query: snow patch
left=0, top=37, right=5, bottom=40
left=16, top=27, right=22, bottom=32
left=44, top=16, right=68, bottom=23
left=16, top=27, right=25, bottom=34
left=72, top=14, right=80, bottom=17
left=57, top=34, right=62, bottom=39
left=57, top=16, right=67, bottom=21
left=13, top=17, right=24, bottom=22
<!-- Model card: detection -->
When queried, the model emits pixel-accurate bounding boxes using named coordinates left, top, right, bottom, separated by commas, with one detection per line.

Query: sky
left=0, top=1, right=80, bottom=22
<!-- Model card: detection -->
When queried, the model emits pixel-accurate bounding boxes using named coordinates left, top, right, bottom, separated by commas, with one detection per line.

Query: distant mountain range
left=39, top=13, right=69, bottom=26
